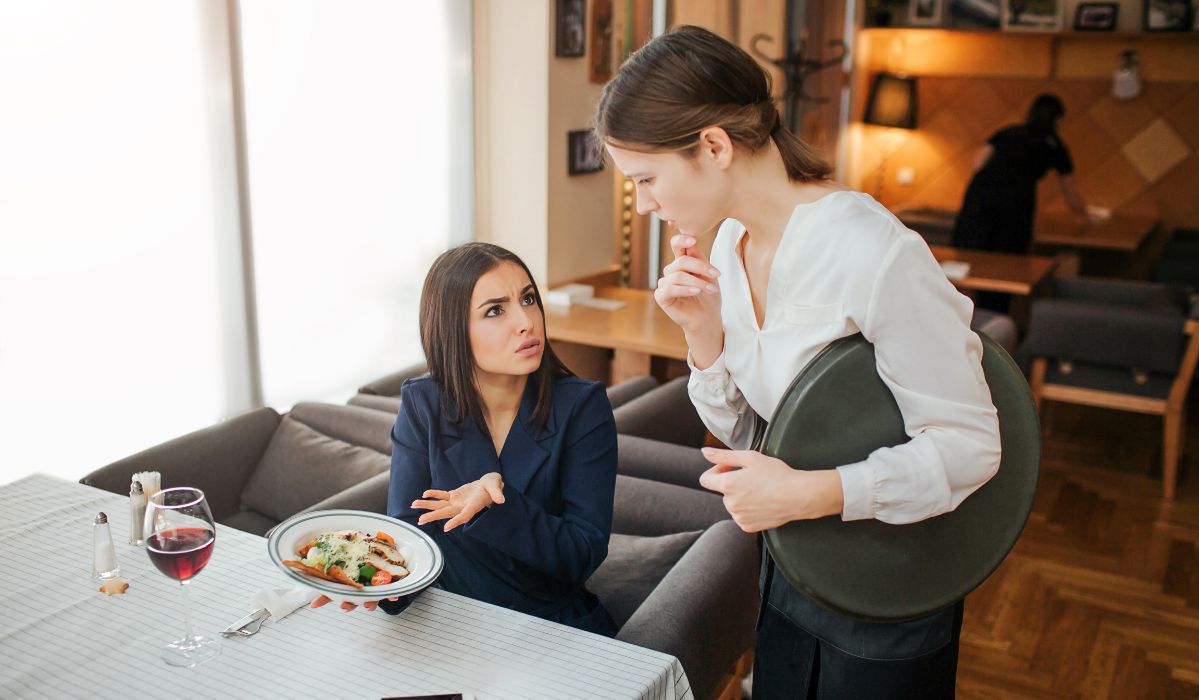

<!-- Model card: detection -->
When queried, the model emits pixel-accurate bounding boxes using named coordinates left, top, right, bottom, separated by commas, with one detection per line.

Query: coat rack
left=749, top=34, right=848, bottom=133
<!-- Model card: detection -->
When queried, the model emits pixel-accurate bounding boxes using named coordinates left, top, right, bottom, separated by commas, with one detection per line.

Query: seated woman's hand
left=310, top=595, right=399, bottom=612
left=412, top=472, right=506, bottom=532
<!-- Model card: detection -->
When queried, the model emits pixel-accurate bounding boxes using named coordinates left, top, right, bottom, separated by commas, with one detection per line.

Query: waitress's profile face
left=605, top=141, right=729, bottom=237
left=468, top=261, right=545, bottom=380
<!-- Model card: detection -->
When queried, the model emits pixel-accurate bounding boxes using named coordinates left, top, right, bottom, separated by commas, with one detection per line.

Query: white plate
left=267, top=510, right=443, bottom=604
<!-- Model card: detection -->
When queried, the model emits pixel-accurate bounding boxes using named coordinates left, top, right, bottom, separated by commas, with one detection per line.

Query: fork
left=221, top=608, right=270, bottom=637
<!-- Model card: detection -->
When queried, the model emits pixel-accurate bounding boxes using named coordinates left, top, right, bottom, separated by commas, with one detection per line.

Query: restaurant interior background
left=2, top=0, right=1198, bottom=696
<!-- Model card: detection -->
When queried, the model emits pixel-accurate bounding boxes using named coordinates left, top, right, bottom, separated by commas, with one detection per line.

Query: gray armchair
left=1023, top=277, right=1199, bottom=499
left=81, top=403, right=396, bottom=535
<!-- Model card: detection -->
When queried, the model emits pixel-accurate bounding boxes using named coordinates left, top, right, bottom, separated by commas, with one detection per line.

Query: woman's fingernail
left=705, top=284, right=718, bottom=292
left=688, top=287, right=700, bottom=294
left=709, top=268, right=719, bottom=276
left=684, top=238, right=695, bottom=245
left=702, top=447, right=714, bottom=453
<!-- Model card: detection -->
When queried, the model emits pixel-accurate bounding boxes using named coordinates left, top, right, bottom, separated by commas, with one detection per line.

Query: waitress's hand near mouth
left=655, top=233, right=724, bottom=369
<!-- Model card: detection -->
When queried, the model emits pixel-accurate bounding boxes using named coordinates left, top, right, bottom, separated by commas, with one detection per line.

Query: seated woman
left=314, top=242, right=618, bottom=636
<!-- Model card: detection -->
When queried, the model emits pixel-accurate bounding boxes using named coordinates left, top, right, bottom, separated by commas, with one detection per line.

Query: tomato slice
left=371, top=569, right=393, bottom=586
left=374, top=531, right=395, bottom=546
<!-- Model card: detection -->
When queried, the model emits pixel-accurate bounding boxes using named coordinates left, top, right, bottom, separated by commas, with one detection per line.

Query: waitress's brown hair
left=594, top=25, right=831, bottom=183
left=419, top=243, right=573, bottom=435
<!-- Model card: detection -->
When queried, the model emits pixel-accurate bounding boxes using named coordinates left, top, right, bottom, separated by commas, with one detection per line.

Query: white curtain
left=0, top=1, right=473, bottom=485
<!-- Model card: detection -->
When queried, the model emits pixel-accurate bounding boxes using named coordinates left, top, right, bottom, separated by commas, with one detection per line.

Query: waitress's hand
left=698, top=447, right=844, bottom=532
left=655, top=234, right=722, bottom=336
left=412, top=472, right=505, bottom=532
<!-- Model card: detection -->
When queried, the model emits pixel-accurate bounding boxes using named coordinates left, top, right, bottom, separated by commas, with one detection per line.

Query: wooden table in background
left=1034, top=211, right=1159, bottom=252
left=548, top=245, right=1057, bottom=382
left=546, top=287, right=686, bottom=383
left=929, top=245, right=1058, bottom=296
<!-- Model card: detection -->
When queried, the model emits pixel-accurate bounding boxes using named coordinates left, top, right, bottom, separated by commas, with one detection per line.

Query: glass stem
left=179, top=580, right=196, bottom=643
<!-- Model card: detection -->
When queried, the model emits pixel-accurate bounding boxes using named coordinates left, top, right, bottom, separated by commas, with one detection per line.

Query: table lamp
left=863, top=72, right=917, bottom=201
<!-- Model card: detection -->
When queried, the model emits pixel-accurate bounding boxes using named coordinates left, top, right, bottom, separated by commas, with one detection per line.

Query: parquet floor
left=957, top=399, right=1199, bottom=699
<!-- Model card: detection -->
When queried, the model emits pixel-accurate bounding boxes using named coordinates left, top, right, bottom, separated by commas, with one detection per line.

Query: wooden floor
left=957, top=398, right=1199, bottom=699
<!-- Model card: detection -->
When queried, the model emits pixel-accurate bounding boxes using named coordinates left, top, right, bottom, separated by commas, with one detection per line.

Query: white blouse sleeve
left=835, top=236, right=1003, bottom=524
left=686, top=351, right=757, bottom=450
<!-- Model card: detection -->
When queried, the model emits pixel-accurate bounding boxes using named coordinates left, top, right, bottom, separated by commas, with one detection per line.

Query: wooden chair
left=1025, top=278, right=1199, bottom=500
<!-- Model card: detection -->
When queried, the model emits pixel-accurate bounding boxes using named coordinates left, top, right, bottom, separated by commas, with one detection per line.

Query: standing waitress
left=596, top=26, right=1002, bottom=698
left=953, top=93, right=1102, bottom=310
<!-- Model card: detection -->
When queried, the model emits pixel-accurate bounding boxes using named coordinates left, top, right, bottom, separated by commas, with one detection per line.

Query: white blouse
left=688, top=191, right=1002, bottom=525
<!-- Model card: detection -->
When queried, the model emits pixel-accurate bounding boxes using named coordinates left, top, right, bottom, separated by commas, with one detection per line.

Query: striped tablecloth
left=0, top=475, right=693, bottom=700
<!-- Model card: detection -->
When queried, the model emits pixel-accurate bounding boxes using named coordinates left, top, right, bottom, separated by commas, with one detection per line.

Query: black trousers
left=752, top=599, right=965, bottom=700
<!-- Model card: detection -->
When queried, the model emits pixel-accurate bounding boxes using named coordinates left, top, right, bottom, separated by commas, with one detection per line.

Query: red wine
left=147, top=527, right=215, bottom=581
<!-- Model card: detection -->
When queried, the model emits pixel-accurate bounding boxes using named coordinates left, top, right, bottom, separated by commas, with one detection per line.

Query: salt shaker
left=129, top=480, right=146, bottom=546
left=92, top=512, right=121, bottom=581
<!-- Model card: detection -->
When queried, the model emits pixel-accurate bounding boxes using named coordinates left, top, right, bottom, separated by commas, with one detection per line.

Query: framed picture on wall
left=949, top=0, right=1001, bottom=29
left=1143, top=0, right=1192, bottom=30
left=909, top=0, right=944, bottom=25
left=1074, top=2, right=1119, bottom=30
left=1001, top=0, right=1063, bottom=30
left=568, top=130, right=604, bottom=175
left=555, top=0, right=586, bottom=58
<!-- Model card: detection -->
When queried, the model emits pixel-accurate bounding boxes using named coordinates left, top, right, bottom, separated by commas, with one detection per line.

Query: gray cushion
left=347, top=393, right=402, bottom=414
left=222, top=509, right=280, bottom=537
left=239, top=416, right=392, bottom=522
left=605, top=375, right=659, bottom=409
left=613, top=377, right=708, bottom=447
left=971, top=309, right=1017, bottom=355
left=616, top=435, right=710, bottom=490
left=358, top=363, right=429, bottom=396
left=289, top=402, right=395, bottom=455
left=588, top=530, right=702, bottom=629
left=612, top=475, right=729, bottom=537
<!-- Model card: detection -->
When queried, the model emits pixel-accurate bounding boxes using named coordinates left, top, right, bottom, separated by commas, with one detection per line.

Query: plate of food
left=267, top=510, right=443, bottom=604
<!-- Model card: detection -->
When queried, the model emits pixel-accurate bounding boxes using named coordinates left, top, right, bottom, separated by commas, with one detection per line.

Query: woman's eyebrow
left=477, top=285, right=533, bottom=308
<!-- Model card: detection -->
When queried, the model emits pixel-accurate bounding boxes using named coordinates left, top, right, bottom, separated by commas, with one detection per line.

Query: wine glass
left=144, top=487, right=221, bottom=667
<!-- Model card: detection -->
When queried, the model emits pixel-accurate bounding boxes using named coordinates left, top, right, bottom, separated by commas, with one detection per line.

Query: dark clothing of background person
left=953, top=124, right=1074, bottom=312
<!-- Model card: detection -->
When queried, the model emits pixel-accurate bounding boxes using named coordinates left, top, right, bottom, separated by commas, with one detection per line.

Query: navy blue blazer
left=384, top=373, right=618, bottom=635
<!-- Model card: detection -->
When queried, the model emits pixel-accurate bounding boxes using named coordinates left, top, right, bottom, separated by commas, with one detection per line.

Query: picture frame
left=555, top=0, right=586, bottom=58
left=909, top=0, right=944, bottom=26
left=1143, top=0, right=1192, bottom=31
left=568, top=130, right=603, bottom=176
left=1001, top=0, right=1064, bottom=31
left=1074, top=2, right=1119, bottom=30
left=949, top=0, right=1001, bottom=29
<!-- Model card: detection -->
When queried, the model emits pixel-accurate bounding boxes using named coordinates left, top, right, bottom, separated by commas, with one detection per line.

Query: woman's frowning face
left=468, top=261, right=545, bottom=380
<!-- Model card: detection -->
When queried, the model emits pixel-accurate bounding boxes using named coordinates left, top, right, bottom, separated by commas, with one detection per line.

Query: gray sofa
left=85, top=395, right=758, bottom=699
left=81, top=402, right=396, bottom=536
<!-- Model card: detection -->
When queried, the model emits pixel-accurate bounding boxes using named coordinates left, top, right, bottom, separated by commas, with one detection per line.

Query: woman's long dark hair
left=1026, top=93, right=1064, bottom=133
left=593, top=25, right=830, bottom=183
left=419, top=242, right=573, bottom=435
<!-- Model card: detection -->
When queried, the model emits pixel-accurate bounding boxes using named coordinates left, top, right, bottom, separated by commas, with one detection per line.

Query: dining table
left=0, top=474, right=693, bottom=700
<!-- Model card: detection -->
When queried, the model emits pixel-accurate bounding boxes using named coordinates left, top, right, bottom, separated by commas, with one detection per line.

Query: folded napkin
left=253, top=586, right=316, bottom=621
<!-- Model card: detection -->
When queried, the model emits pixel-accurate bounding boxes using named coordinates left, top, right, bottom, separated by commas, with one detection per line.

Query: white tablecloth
left=0, top=475, right=693, bottom=700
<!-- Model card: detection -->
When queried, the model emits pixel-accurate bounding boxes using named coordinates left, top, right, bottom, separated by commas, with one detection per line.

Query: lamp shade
left=863, top=73, right=917, bottom=129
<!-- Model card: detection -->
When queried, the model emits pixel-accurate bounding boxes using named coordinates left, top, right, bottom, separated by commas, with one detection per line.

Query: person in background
left=953, top=93, right=1105, bottom=311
